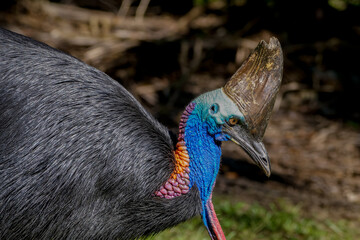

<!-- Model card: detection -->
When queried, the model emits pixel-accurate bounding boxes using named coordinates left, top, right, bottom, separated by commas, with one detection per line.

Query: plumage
left=0, top=28, right=200, bottom=240
left=0, top=28, right=283, bottom=240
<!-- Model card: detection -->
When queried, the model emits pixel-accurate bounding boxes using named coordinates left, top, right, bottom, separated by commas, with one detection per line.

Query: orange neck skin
left=154, top=134, right=191, bottom=199
left=171, top=140, right=190, bottom=178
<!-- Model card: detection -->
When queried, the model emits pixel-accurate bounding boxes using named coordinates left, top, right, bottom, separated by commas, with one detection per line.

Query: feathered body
left=0, top=28, right=201, bottom=239
left=0, top=28, right=283, bottom=240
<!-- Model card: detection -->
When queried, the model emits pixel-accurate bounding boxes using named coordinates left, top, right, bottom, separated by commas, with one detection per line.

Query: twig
left=118, top=0, right=133, bottom=18
left=135, top=0, right=151, bottom=23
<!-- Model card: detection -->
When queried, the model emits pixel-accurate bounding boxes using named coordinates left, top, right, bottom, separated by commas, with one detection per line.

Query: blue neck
left=184, top=104, right=222, bottom=205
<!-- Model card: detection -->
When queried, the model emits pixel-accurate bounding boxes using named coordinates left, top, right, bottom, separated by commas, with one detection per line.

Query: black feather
left=0, top=28, right=201, bottom=240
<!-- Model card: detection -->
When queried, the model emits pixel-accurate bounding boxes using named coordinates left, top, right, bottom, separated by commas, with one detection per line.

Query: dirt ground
left=1, top=0, right=359, bottom=226
left=218, top=110, right=360, bottom=222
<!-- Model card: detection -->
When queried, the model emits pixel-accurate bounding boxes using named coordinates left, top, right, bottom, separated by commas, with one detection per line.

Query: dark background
left=1, top=0, right=359, bottom=224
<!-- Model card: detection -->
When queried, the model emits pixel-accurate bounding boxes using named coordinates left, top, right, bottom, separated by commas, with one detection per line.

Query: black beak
left=223, top=124, right=271, bottom=177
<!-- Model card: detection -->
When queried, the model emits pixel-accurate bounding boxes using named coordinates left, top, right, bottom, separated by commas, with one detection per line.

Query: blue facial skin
left=184, top=88, right=245, bottom=227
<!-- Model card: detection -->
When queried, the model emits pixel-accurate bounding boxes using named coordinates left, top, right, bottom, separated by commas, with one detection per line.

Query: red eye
left=228, top=117, right=239, bottom=126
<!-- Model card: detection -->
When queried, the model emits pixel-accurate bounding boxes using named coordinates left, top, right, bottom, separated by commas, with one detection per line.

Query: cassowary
left=0, top=28, right=283, bottom=240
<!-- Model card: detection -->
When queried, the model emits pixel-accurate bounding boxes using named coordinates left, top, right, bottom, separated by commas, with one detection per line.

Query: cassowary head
left=195, top=37, right=283, bottom=177
left=157, top=37, right=283, bottom=240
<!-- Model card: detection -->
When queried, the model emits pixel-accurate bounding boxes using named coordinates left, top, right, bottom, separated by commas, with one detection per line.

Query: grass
left=149, top=197, right=359, bottom=240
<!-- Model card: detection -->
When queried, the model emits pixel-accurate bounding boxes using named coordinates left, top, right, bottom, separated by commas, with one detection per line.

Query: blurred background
left=1, top=0, right=359, bottom=239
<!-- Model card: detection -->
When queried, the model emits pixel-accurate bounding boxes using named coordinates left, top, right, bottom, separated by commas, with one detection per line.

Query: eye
left=227, top=117, right=239, bottom=126
left=209, top=103, right=219, bottom=114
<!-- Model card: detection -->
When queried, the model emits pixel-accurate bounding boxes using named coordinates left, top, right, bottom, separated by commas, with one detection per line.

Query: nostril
left=262, top=157, right=270, bottom=167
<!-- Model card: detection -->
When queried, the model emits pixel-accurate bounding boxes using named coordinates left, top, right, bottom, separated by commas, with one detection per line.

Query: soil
left=218, top=110, right=360, bottom=222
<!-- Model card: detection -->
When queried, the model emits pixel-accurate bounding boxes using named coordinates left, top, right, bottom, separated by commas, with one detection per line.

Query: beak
left=223, top=124, right=271, bottom=177
left=203, top=194, right=226, bottom=240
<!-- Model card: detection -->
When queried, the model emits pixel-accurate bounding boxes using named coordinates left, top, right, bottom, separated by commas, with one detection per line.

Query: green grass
left=149, top=198, right=359, bottom=240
